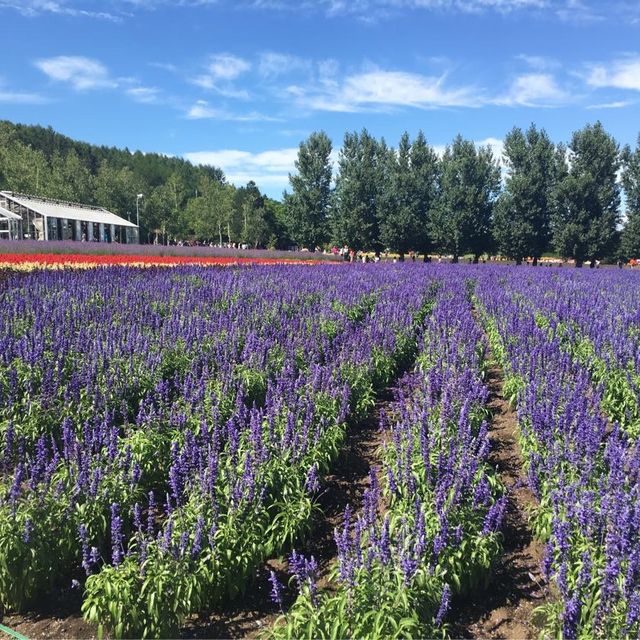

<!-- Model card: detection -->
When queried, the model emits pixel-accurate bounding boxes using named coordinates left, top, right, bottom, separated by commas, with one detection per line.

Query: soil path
left=450, top=353, right=549, bottom=639
left=182, top=393, right=393, bottom=639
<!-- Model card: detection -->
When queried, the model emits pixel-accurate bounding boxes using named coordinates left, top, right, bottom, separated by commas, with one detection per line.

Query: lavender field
left=1, top=263, right=639, bottom=639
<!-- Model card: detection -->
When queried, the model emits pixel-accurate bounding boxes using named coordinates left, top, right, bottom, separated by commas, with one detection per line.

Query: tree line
left=286, top=123, right=640, bottom=266
left=0, top=120, right=288, bottom=248
left=2, top=119, right=640, bottom=265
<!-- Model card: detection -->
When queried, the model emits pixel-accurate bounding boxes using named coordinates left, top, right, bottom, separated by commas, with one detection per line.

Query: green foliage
left=284, top=131, right=333, bottom=249
left=620, top=136, right=640, bottom=260
left=552, top=122, right=621, bottom=266
left=429, top=135, right=501, bottom=261
left=332, top=129, right=387, bottom=252
left=494, top=125, right=561, bottom=262
left=378, top=131, right=439, bottom=256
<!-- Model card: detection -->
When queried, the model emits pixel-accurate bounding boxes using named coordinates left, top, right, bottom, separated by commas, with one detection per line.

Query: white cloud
left=477, top=136, right=505, bottom=163
left=184, top=147, right=299, bottom=190
left=0, top=76, right=47, bottom=104
left=0, top=0, right=121, bottom=20
left=495, top=72, right=569, bottom=106
left=0, top=89, right=47, bottom=104
left=586, top=56, right=640, bottom=92
left=186, top=99, right=278, bottom=121
left=35, top=55, right=116, bottom=90
left=249, top=0, right=549, bottom=17
left=258, top=52, right=310, bottom=78
left=586, top=100, right=633, bottom=109
left=126, top=86, right=161, bottom=103
left=189, top=53, right=251, bottom=98
left=291, top=69, right=482, bottom=112
left=205, top=53, right=251, bottom=81
left=516, top=54, right=560, bottom=71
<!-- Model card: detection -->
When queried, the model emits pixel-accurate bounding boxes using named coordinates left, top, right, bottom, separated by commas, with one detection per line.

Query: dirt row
left=450, top=351, right=550, bottom=639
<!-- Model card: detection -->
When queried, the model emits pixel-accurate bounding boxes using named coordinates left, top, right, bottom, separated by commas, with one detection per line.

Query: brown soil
left=449, top=356, right=549, bottom=640
left=2, top=589, right=98, bottom=640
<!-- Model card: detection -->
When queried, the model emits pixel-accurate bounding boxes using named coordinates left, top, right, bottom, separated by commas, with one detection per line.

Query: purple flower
left=304, top=464, right=320, bottom=494
left=268, top=570, right=284, bottom=611
left=435, top=584, right=451, bottom=626
left=22, top=519, right=33, bottom=544
left=110, top=503, right=123, bottom=566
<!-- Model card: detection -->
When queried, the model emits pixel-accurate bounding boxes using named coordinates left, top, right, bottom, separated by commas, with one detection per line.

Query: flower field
left=1, top=263, right=639, bottom=639
left=0, top=252, right=326, bottom=269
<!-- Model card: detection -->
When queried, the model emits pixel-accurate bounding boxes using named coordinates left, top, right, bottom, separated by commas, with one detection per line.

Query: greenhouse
left=0, top=191, right=139, bottom=243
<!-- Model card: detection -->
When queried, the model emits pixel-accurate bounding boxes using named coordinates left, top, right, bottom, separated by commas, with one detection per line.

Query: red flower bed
left=0, top=253, right=322, bottom=267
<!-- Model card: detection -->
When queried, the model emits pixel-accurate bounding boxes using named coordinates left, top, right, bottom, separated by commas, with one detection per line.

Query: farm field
left=1, top=263, right=639, bottom=639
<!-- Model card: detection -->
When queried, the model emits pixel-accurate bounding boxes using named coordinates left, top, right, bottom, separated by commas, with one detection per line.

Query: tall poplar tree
left=493, top=125, right=560, bottom=264
left=430, top=135, right=500, bottom=262
left=378, top=131, right=439, bottom=259
left=621, top=136, right=640, bottom=260
left=284, top=131, right=332, bottom=249
left=552, top=122, right=621, bottom=267
left=332, top=129, right=387, bottom=252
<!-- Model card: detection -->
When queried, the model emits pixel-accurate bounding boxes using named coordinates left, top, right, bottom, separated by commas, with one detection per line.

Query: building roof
left=0, top=192, right=138, bottom=228
left=0, top=205, right=22, bottom=221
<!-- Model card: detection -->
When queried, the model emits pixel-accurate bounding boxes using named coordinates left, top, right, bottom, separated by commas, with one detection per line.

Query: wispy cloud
left=585, top=100, right=633, bottom=109
left=586, top=55, right=640, bottom=92
left=0, top=0, right=121, bottom=20
left=288, top=68, right=483, bottom=112
left=0, top=78, right=48, bottom=104
left=248, top=0, right=549, bottom=18
left=494, top=72, right=570, bottom=106
left=190, top=53, right=251, bottom=98
left=186, top=99, right=278, bottom=121
left=516, top=54, right=560, bottom=71
left=126, top=86, right=161, bottom=103
left=1, top=0, right=628, bottom=24
left=35, top=55, right=117, bottom=90
left=258, top=52, right=310, bottom=78
left=34, top=55, right=175, bottom=107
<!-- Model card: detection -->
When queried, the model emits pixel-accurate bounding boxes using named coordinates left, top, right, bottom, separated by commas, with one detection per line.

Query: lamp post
left=136, top=193, right=143, bottom=228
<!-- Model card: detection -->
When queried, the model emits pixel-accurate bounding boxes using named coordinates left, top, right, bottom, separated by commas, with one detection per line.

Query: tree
left=430, top=135, right=500, bottom=262
left=552, top=122, right=621, bottom=267
left=95, top=161, right=145, bottom=224
left=0, top=133, right=49, bottom=195
left=184, top=176, right=234, bottom=243
left=44, top=150, right=94, bottom=203
left=284, top=131, right=333, bottom=249
left=493, top=125, right=561, bottom=265
left=144, top=173, right=187, bottom=243
left=378, top=131, right=440, bottom=259
left=230, top=181, right=275, bottom=248
left=332, top=129, right=387, bottom=252
left=621, top=136, right=640, bottom=260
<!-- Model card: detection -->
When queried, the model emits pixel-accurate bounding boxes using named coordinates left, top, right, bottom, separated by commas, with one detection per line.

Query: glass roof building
left=0, top=191, right=139, bottom=244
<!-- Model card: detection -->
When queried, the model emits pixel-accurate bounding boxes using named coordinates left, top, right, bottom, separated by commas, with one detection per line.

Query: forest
left=1, top=119, right=640, bottom=264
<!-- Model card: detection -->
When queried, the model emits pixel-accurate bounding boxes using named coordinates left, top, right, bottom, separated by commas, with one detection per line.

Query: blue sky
left=0, top=0, right=639, bottom=198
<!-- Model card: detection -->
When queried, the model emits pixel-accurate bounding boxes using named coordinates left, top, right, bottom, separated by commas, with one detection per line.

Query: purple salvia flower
left=435, top=584, right=451, bottom=626
left=110, top=502, right=123, bottom=566
left=268, top=570, right=284, bottom=611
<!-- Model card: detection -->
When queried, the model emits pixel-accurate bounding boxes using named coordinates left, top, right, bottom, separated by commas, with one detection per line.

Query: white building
left=0, top=191, right=139, bottom=243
